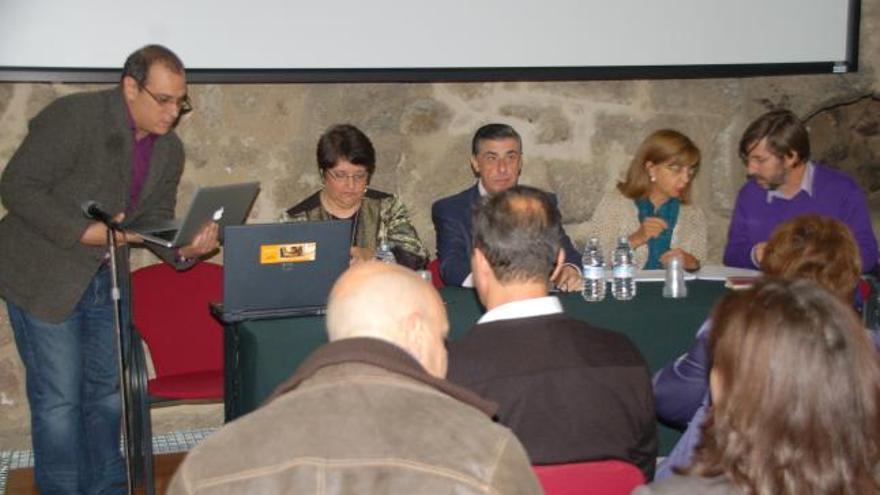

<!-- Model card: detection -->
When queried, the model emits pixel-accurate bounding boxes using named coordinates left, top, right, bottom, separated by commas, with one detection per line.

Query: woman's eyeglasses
left=325, top=169, right=369, bottom=184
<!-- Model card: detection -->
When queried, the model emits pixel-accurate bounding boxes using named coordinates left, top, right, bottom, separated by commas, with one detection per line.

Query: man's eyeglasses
left=325, top=169, right=369, bottom=184
left=139, top=84, right=193, bottom=115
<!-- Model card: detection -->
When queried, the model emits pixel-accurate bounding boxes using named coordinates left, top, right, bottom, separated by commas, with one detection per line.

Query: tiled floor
left=0, top=428, right=216, bottom=494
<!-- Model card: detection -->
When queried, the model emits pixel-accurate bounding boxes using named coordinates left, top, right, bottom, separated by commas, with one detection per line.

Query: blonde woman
left=590, top=129, right=706, bottom=270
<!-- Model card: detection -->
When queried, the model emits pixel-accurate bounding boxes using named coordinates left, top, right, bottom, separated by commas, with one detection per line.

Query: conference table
left=223, top=279, right=729, bottom=454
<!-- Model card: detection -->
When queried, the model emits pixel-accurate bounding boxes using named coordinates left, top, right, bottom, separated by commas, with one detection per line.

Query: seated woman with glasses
left=588, top=129, right=706, bottom=270
left=282, top=124, right=429, bottom=269
left=636, top=278, right=880, bottom=494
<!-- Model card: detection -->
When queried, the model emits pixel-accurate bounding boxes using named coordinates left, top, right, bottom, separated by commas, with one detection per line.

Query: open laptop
left=216, top=220, right=351, bottom=323
left=130, top=182, right=260, bottom=248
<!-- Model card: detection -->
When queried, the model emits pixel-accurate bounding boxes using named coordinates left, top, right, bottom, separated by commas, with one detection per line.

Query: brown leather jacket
left=168, top=338, right=542, bottom=494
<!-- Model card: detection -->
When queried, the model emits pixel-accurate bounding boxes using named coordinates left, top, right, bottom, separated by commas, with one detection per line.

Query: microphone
left=81, top=201, right=120, bottom=228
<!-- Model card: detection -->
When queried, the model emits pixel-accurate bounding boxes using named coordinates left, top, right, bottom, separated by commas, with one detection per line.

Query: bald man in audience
left=168, top=262, right=541, bottom=495
left=447, top=185, right=657, bottom=478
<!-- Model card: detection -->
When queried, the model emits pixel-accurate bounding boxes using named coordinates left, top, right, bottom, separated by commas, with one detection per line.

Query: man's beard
left=754, top=168, right=787, bottom=191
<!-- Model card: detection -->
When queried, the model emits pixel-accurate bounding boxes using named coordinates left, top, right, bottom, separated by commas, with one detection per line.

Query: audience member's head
left=470, top=185, right=563, bottom=301
left=685, top=278, right=880, bottom=493
left=470, top=123, right=523, bottom=195
left=761, top=214, right=861, bottom=301
left=326, top=262, right=449, bottom=377
left=618, top=129, right=701, bottom=204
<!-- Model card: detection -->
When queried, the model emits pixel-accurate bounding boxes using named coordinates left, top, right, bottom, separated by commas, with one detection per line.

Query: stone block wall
left=0, top=4, right=878, bottom=448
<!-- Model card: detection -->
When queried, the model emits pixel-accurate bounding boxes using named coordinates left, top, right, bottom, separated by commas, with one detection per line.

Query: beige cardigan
left=586, top=190, right=707, bottom=268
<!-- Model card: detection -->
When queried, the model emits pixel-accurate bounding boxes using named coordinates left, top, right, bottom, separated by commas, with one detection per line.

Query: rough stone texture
left=0, top=85, right=12, bottom=116
left=0, top=348, right=24, bottom=449
left=0, top=3, right=878, bottom=449
left=809, top=98, right=880, bottom=192
left=401, top=99, right=453, bottom=135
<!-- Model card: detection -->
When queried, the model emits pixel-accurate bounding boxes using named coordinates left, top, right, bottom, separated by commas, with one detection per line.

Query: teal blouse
left=635, top=198, right=680, bottom=269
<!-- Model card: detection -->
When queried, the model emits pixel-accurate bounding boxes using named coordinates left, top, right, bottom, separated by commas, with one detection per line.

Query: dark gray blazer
left=0, top=87, right=185, bottom=322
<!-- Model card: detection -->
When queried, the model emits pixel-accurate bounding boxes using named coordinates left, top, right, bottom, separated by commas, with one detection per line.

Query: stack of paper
left=633, top=265, right=761, bottom=283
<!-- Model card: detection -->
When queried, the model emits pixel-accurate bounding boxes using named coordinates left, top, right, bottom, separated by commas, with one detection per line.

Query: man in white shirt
left=446, top=185, right=657, bottom=478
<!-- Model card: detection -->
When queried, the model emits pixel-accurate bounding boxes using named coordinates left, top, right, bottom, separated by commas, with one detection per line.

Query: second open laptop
left=130, top=181, right=260, bottom=248
left=217, top=220, right=351, bottom=323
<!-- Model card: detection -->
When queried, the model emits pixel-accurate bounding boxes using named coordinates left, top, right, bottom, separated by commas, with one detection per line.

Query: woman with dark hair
left=636, top=278, right=880, bottom=494
left=652, top=214, right=868, bottom=479
left=589, top=129, right=706, bottom=270
left=282, top=124, right=429, bottom=269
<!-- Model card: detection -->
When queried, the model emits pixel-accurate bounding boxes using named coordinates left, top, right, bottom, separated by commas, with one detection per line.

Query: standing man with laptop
left=0, top=45, right=217, bottom=493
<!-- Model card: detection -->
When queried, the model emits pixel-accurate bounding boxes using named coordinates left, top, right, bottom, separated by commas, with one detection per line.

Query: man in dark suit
left=431, top=123, right=582, bottom=290
left=0, top=45, right=218, bottom=494
left=446, top=186, right=657, bottom=479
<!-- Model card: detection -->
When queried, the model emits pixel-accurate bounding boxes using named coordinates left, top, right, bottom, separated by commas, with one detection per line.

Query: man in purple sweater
left=724, top=109, right=878, bottom=272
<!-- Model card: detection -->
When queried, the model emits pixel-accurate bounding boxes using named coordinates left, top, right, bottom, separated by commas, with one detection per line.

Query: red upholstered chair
left=427, top=258, right=445, bottom=289
left=533, top=460, right=646, bottom=495
left=131, top=262, right=224, bottom=402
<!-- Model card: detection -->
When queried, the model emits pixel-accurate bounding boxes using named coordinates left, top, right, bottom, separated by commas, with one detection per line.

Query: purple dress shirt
left=124, top=103, right=157, bottom=212
left=723, top=162, right=878, bottom=272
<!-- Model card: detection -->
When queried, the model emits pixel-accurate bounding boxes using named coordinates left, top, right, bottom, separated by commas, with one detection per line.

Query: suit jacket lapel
left=107, top=88, right=134, bottom=213
left=467, top=183, right=480, bottom=202
left=465, top=184, right=480, bottom=239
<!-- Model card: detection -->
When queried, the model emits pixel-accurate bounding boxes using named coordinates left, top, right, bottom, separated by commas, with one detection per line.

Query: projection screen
left=0, top=0, right=861, bottom=83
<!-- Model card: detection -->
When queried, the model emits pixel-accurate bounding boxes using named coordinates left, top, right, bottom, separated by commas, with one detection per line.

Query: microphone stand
left=103, top=220, right=154, bottom=495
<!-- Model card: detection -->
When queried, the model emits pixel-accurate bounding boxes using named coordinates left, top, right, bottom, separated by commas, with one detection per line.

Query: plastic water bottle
left=581, top=237, right=606, bottom=302
left=375, top=241, right=396, bottom=264
left=611, top=236, right=636, bottom=300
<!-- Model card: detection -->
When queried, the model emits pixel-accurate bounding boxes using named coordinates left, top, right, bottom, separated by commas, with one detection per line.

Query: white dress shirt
left=477, top=296, right=564, bottom=324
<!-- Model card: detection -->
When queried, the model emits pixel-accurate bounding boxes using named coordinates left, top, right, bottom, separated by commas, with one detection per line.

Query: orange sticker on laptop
left=260, top=242, right=317, bottom=264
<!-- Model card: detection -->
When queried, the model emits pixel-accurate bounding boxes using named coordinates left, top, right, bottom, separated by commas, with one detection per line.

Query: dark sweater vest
left=448, top=313, right=658, bottom=478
